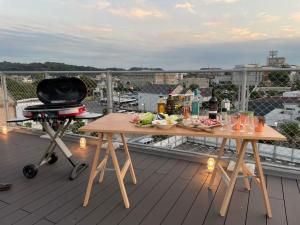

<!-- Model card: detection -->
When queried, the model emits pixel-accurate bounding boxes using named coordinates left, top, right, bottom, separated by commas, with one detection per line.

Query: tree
left=292, top=78, right=300, bottom=91
left=6, top=78, right=36, bottom=100
left=189, top=84, right=199, bottom=91
left=268, top=71, right=290, bottom=86
left=279, top=121, right=300, bottom=139
left=79, top=75, right=97, bottom=96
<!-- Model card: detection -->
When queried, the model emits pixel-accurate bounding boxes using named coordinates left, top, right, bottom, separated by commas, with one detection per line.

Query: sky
left=1, top=0, right=300, bottom=69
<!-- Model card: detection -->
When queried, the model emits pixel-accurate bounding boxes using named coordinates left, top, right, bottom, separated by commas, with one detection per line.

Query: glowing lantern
left=80, top=137, right=87, bottom=149
left=2, top=126, right=8, bottom=135
left=207, top=157, right=215, bottom=172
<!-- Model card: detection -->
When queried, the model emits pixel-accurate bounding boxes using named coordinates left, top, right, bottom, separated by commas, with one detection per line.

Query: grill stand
left=8, top=112, right=102, bottom=180
left=39, top=119, right=88, bottom=180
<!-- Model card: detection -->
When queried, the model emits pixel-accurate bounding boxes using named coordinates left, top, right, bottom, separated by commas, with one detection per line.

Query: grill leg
left=38, top=121, right=68, bottom=167
left=25, top=119, right=88, bottom=180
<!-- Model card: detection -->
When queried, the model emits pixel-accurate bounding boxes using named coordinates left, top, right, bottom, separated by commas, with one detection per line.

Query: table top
left=79, top=113, right=287, bottom=141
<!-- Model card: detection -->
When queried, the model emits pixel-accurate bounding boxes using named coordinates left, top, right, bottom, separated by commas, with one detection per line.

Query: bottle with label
left=221, top=90, right=230, bottom=123
left=166, top=90, right=175, bottom=115
left=208, top=88, right=218, bottom=119
left=157, top=95, right=166, bottom=114
left=191, top=89, right=201, bottom=117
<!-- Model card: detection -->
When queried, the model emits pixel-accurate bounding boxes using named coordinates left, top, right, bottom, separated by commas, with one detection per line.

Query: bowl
left=152, top=120, right=177, bottom=129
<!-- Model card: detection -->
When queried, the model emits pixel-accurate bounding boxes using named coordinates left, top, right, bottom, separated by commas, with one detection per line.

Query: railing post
left=0, top=72, right=9, bottom=126
left=240, top=68, right=247, bottom=111
left=106, top=71, right=113, bottom=113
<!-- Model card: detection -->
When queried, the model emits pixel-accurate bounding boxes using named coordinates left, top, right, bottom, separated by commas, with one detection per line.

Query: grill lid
left=36, top=77, right=87, bottom=104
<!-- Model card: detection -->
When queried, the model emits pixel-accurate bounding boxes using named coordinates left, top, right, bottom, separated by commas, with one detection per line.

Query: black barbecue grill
left=8, top=77, right=102, bottom=180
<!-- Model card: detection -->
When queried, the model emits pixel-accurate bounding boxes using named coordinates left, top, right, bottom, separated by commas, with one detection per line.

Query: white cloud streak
left=175, top=2, right=195, bottom=13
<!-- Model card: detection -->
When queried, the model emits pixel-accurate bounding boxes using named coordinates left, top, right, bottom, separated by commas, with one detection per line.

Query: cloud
left=95, top=0, right=111, bottom=10
left=175, top=2, right=195, bottom=13
left=108, top=8, right=164, bottom=19
left=289, top=12, right=300, bottom=22
left=279, top=26, right=300, bottom=38
left=205, top=0, right=239, bottom=4
left=258, top=12, right=279, bottom=23
left=231, top=27, right=267, bottom=40
left=203, top=21, right=224, bottom=27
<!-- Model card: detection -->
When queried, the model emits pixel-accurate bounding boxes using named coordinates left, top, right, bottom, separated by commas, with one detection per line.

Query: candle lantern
left=207, top=157, right=215, bottom=172
left=80, top=137, right=87, bottom=149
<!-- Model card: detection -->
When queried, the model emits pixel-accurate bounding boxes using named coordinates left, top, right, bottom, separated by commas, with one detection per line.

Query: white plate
left=152, top=120, right=177, bottom=129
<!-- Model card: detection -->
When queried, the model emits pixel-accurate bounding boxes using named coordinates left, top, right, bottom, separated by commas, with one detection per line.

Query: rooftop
left=0, top=132, right=299, bottom=225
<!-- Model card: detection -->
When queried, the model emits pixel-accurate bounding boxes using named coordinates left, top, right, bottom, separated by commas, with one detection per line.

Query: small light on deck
left=2, top=126, right=8, bottom=135
left=207, top=158, right=215, bottom=172
left=80, top=137, right=87, bottom=149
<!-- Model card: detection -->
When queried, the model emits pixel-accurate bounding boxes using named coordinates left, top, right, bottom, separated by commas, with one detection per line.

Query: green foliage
left=6, top=78, right=36, bottom=100
left=90, top=132, right=99, bottom=137
left=24, top=122, right=32, bottom=128
left=250, top=91, right=263, bottom=99
left=69, top=120, right=85, bottom=134
left=0, top=61, right=100, bottom=71
left=292, top=78, right=300, bottom=91
left=268, top=71, right=290, bottom=86
left=79, top=75, right=97, bottom=97
left=189, top=84, right=199, bottom=91
left=102, top=108, right=108, bottom=115
left=279, top=121, right=300, bottom=139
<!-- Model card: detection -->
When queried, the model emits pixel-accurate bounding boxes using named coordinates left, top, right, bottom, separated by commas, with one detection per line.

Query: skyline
left=1, top=0, right=300, bottom=69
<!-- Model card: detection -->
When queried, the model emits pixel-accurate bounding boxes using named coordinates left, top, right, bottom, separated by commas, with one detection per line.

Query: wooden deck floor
left=0, top=132, right=299, bottom=225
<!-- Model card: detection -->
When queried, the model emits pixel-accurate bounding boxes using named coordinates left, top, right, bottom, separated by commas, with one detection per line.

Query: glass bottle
left=166, top=90, right=175, bottom=115
left=157, top=95, right=166, bottom=114
left=208, top=88, right=218, bottom=119
left=221, top=90, right=230, bottom=123
left=191, top=89, right=200, bottom=118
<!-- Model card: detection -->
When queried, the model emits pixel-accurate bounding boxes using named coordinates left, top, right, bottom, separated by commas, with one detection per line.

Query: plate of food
left=130, top=112, right=155, bottom=128
left=152, top=119, right=177, bottom=129
left=179, top=118, right=221, bottom=133
left=191, top=118, right=221, bottom=128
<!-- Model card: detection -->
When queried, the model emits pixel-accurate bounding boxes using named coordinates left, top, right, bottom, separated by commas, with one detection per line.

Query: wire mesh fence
left=1, top=69, right=300, bottom=168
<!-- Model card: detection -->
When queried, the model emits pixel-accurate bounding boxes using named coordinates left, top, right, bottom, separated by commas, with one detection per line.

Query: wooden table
left=79, top=113, right=286, bottom=217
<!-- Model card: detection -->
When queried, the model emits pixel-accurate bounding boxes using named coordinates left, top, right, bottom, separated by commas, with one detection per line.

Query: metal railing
left=1, top=68, right=300, bottom=172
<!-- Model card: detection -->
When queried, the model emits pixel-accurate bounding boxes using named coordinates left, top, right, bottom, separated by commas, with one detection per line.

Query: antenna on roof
left=269, top=50, right=278, bottom=58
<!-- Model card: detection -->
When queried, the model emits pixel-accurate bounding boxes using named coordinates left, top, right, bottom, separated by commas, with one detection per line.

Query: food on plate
left=183, top=118, right=221, bottom=128
left=130, top=112, right=155, bottom=125
left=152, top=119, right=177, bottom=129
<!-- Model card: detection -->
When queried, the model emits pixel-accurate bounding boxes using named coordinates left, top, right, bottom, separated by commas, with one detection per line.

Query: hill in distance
left=0, top=61, right=163, bottom=72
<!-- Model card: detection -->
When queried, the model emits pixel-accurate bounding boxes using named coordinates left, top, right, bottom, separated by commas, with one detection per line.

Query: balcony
left=0, top=132, right=299, bottom=225
left=0, top=69, right=300, bottom=224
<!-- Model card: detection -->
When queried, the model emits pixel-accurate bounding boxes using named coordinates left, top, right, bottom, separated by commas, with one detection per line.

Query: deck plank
left=117, top=161, right=188, bottom=225
left=0, top=132, right=297, bottom=225
left=181, top=174, right=221, bottom=225
left=161, top=170, right=207, bottom=225
left=281, top=178, right=300, bottom=225
left=267, top=176, right=283, bottom=200
left=55, top=156, right=169, bottom=225
left=246, top=180, right=266, bottom=225
left=224, top=179, right=250, bottom=225
left=140, top=163, right=200, bottom=225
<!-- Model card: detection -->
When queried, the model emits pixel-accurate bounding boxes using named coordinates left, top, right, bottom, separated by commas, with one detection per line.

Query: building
left=179, top=77, right=210, bottom=89
left=154, top=73, right=184, bottom=85
left=267, top=50, right=287, bottom=67
left=137, top=84, right=212, bottom=112
left=118, top=72, right=185, bottom=88
left=137, top=84, right=176, bottom=112
left=117, top=72, right=156, bottom=88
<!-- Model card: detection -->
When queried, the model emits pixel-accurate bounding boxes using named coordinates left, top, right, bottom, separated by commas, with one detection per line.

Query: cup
left=255, top=116, right=265, bottom=132
left=231, top=115, right=241, bottom=131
